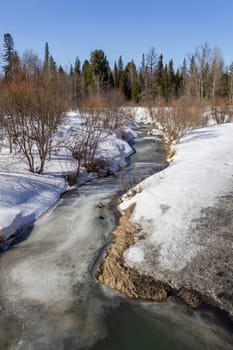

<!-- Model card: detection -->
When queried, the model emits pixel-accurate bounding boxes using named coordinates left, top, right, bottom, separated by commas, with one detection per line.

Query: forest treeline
left=0, top=33, right=232, bottom=175
left=1, top=33, right=233, bottom=107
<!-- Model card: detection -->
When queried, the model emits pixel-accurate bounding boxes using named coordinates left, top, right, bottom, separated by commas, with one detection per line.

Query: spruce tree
left=167, top=59, right=175, bottom=99
left=113, top=61, right=118, bottom=87
left=123, top=60, right=137, bottom=100
left=155, top=54, right=164, bottom=97
left=2, top=33, right=15, bottom=78
left=117, top=56, right=125, bottom=94
left=74, top=57, right=81, bottom=75
left=49, top=55, right=57, bottom=73
left=89, top=49, right=113, bottom=94
left=43, top=42, right=49, bottom=72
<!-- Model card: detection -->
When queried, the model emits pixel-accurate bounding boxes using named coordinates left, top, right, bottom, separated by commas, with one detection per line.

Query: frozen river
left=0, top=129, right=232, bottom=349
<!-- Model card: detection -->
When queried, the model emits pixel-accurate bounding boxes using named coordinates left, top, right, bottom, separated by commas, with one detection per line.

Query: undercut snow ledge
left=0, top=173, right=68, bottom=244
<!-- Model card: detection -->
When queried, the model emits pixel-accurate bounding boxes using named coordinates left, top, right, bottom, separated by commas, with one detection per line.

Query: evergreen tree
left=43, top=42, right=50, bottom=72
left=58, top=65, right=65, bottom=75
left=174, top=69, right=183, bottom=98
left=113, top=61, right=118, bottom=87
left=155, top=54, right=164, bottom=97
left=89, top=49, right=113, bottom=94
left=167, top=59, right=175, bottom=99
left=74, top=57, right=81, bottom=75
left=118, top=55, right=124, bottom=72
left=70, top=64, right=74, bottom=76
left=139, top=53, right=146, bottom=92
left=180, top=58, right=188, bottom=95
left=228, top=62, right=233, bottom=100
left=218, top=69, right=230, bottom=99
left=73, top=57, right=82, bottom=107
left=117, top=56, right=125, bottom=94
left=82, top=59, right=92, bottom=91
left=49, top=55, right=57, bottom=73
left=188, top=55, right=198, bottom=97
left=123, top=60, right=138, bottom=100
left=131, top=79, right=141, bottom=103
left=2, top=33, right=15, bottom=79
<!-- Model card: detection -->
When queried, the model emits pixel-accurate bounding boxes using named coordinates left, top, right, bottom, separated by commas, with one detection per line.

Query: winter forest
left=0, top=33, right=233, bottom=176
left=1, top=33, right=233, bottom=106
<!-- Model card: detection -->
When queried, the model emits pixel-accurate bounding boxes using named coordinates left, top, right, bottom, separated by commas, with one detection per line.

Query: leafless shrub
left=149, top=97, right=206, bottom=158
left=66, top=108, right=121, bottom=177
left=80, top=89, right=126, bottom=110
left=150, top=98, right=206, bottom=144
left=211, top=99, right=233, bottom=123
left=0, top=72, right=68, bottom=173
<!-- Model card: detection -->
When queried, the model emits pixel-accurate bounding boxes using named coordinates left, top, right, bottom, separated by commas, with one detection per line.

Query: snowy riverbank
left=98, top=122, right=233, bottom=315
left=0, top=111, right=136, bottom=245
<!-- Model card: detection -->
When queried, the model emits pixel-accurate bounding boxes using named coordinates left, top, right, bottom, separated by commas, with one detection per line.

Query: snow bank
left=121, top=123, right=233, bottom=271
left=0, top=173, right=67, bottom=241
left=0, top=110, right=136, bottom=243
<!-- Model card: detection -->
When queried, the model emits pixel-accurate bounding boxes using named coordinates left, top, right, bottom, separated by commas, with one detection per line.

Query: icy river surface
left=0, top=129, right=232, bottom=350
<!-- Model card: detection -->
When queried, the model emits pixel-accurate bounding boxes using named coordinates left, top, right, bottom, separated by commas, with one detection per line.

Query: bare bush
left=66, top=108, right=122, bottom=177
left=149, top=97, right=206, bottom=157
left=80, top=89, right=126, bottom=111
left=211, top=99, right=233, bottom=123
left=0, top=72, right=68, bottom=173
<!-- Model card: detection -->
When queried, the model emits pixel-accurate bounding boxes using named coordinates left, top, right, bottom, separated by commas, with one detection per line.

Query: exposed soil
left=97, top=189, right=233, bottom=315
left=96, top=204, right=202, bottom=308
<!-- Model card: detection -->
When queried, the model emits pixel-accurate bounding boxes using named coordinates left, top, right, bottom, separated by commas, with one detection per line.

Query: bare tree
left=210, top=47, right=224, bottom=100
left=144, top=47, right=158, bottom=103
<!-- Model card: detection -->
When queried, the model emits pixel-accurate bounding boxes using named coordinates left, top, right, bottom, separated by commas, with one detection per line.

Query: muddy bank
left=96, top=205, right=202, bottom=308
left=97, top=189, right=233, bottom=314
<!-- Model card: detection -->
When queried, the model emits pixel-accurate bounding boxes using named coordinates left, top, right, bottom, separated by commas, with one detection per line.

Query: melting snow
left=121, top=123, right=233, bottom=271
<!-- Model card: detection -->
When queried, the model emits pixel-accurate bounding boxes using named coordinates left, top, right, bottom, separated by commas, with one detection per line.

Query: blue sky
left=0, top=0, right=233, bottom=70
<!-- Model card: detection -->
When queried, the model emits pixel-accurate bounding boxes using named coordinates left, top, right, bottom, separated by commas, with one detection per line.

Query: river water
left=0, top=129, right=232, bottom=350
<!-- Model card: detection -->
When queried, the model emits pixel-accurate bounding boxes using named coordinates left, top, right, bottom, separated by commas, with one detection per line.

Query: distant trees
left=2, top=33, right=233, bottom=106
left=1, top=32, right=233, bottom=179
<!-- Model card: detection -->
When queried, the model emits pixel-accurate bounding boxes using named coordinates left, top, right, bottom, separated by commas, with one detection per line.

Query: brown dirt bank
left=96, top=204, right=202, bottom=308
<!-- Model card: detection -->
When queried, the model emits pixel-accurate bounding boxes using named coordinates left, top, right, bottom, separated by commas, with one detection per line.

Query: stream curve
left=0, top=129, right=232, bottom=350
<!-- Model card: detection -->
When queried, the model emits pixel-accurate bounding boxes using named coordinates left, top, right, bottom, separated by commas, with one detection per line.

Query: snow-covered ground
left=0, top=111, right=136, bottom=243
left=121, top=122, right=233, bottom=271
